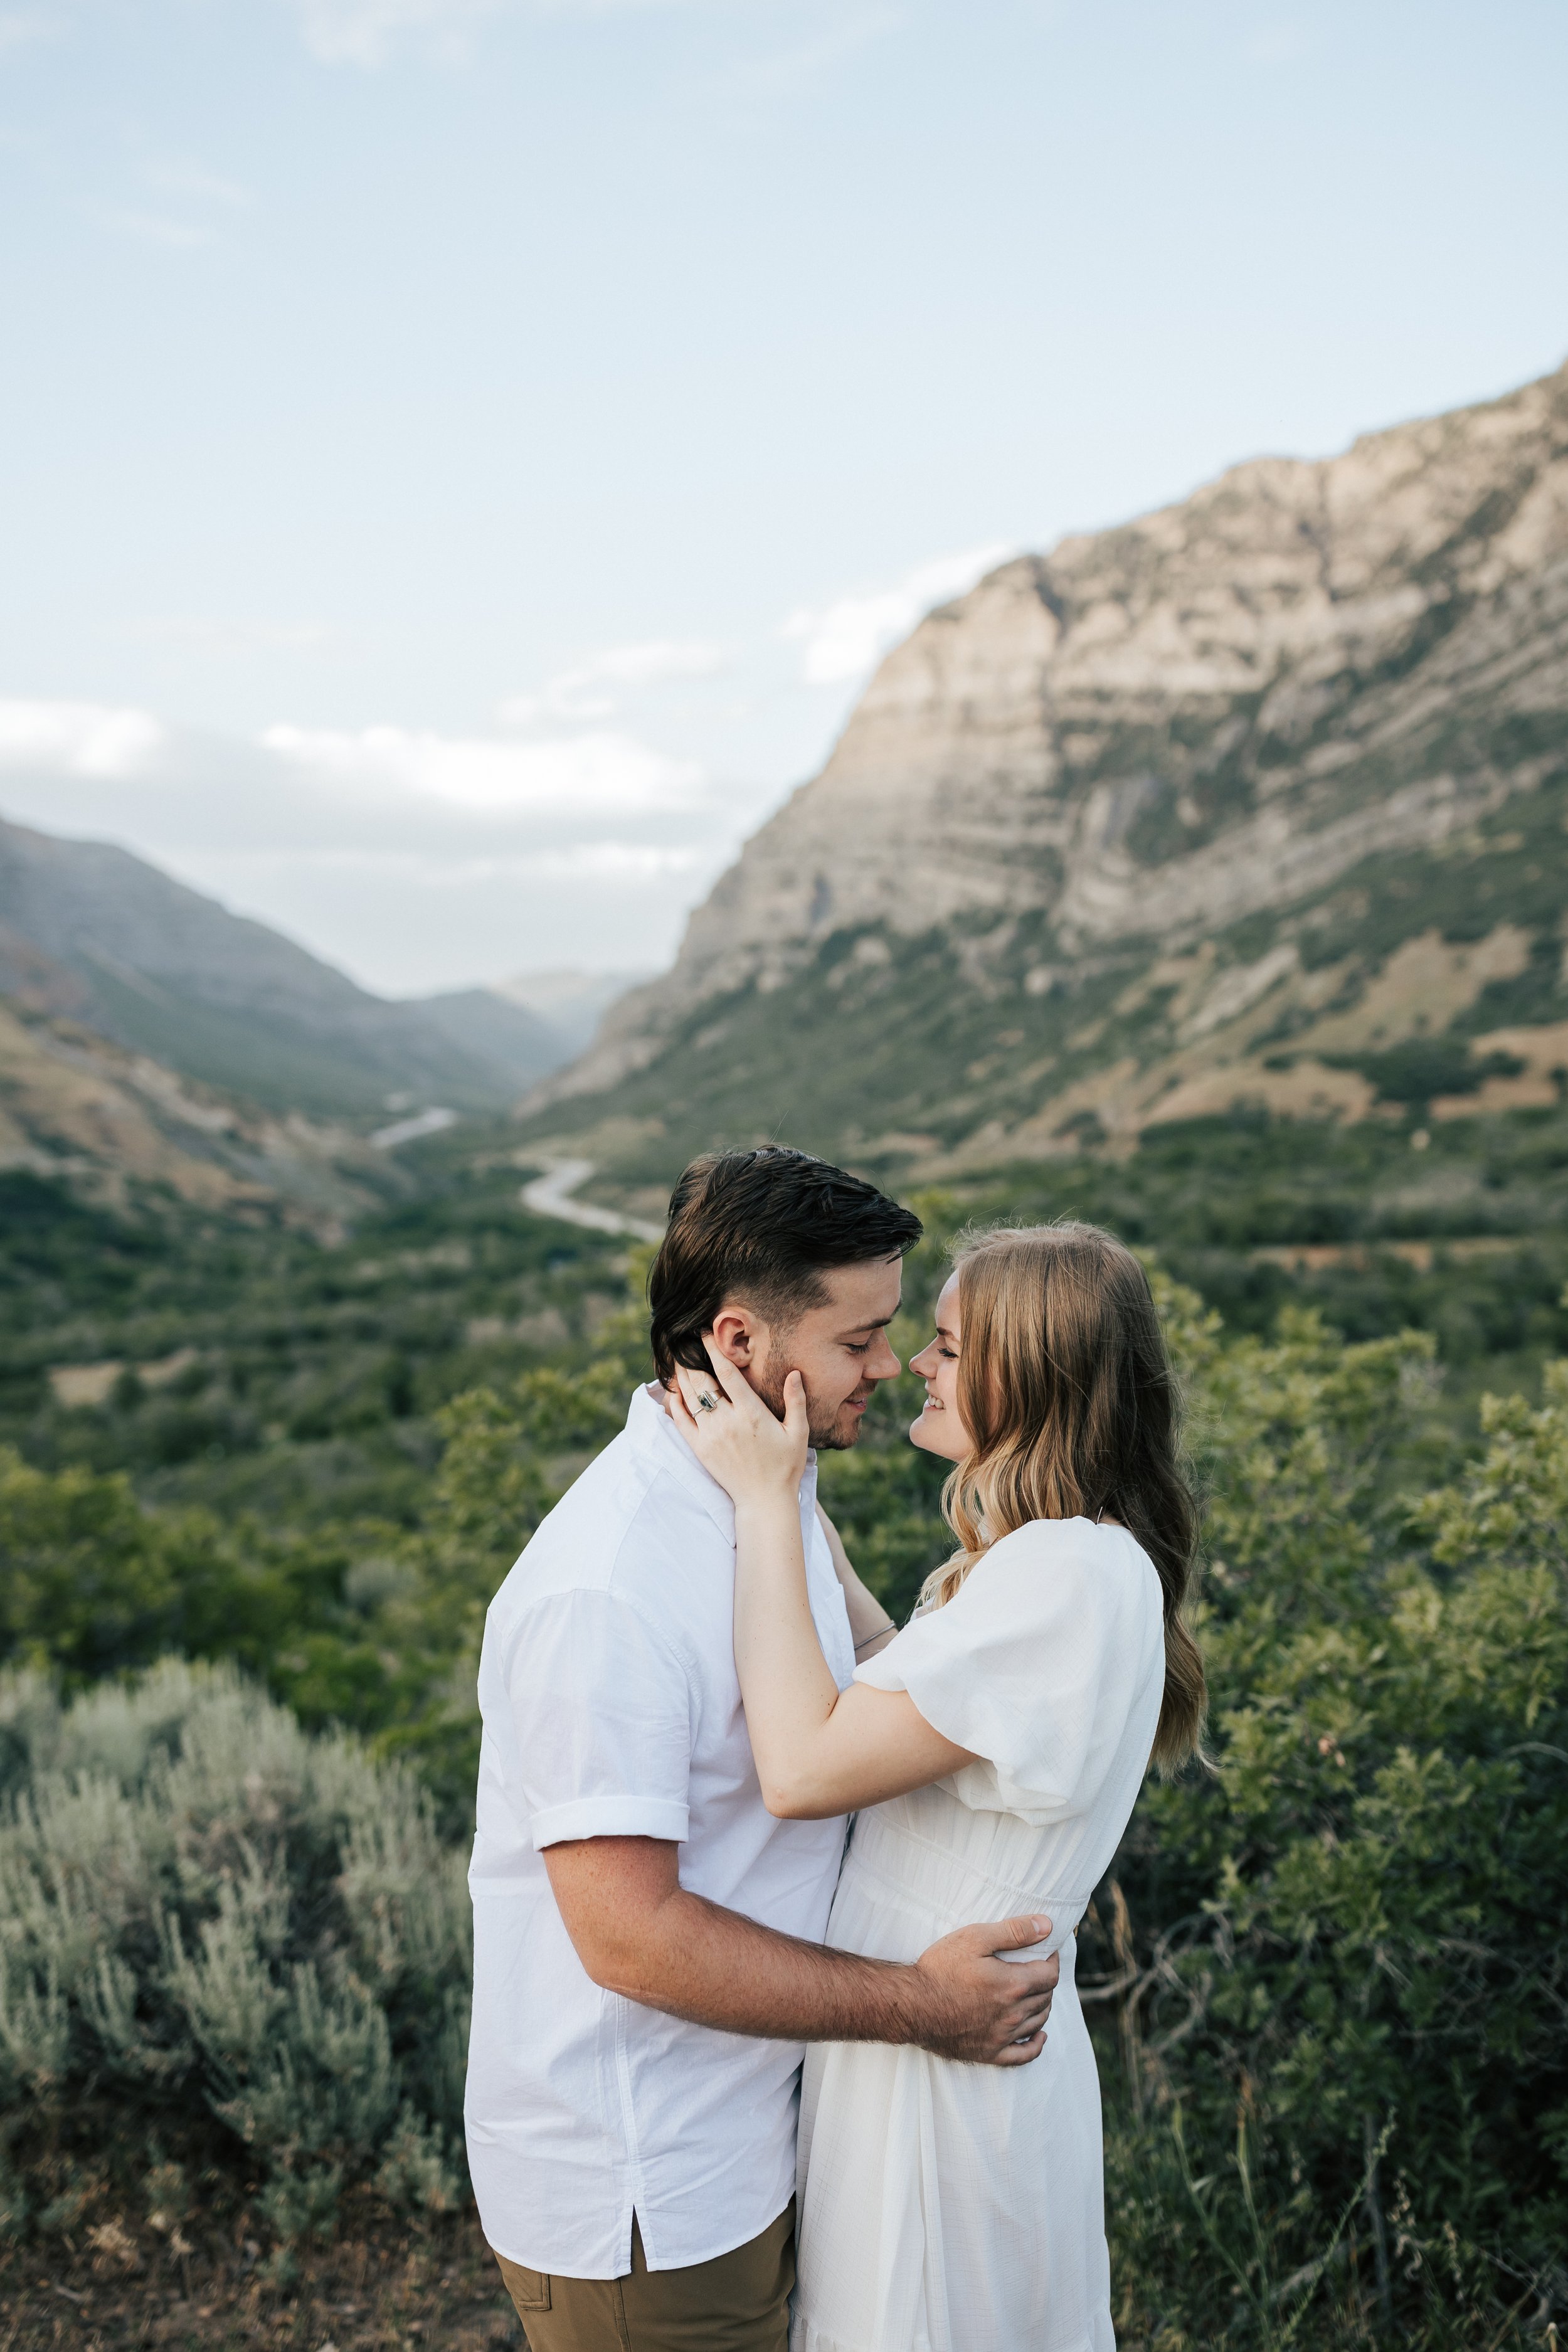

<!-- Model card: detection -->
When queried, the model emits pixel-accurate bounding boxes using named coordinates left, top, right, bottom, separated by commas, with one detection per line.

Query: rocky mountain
left=0, top=816, right=551, bottom=1121
left=521, top=358, right=1568, bottom=1188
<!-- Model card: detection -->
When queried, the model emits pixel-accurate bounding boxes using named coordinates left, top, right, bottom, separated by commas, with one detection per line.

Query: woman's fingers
left=672, top=1365, right=723, bottom=1433
left=701, top=1333, right=760, bottom=1410
left=671, top=1348, right=807, bottom=1480
left=781, top=1369, right=810, bottom=1450
left=667, top=1371, right=701, bottom=1436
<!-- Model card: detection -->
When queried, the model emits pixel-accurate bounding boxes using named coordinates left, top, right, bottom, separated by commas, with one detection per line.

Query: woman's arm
left=815, top=1503, right=898, bottom=1662
left=736, top=1483, right=973, bottom=1815
left=670, top=1352, right=975, bottom=1820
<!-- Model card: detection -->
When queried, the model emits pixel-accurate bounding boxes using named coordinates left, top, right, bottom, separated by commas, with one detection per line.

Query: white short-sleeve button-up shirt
left=464, top=1384, right=856, bottom=2278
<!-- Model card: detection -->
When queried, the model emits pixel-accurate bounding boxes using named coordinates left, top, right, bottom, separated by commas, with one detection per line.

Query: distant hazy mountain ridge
left=0, top=817, right=631, bottom=1126
left=523, top=359, right=1568, bottom=1173
left=418, top=970, right=650, bottom=1092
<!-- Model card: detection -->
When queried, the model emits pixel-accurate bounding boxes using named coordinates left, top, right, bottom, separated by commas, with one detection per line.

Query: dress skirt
left=791, top=1515, right=1165, bottom=2352
left=790, top=1798, right=1116, bottom=2352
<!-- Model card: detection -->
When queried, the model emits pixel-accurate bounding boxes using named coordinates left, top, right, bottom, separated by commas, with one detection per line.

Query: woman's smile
left=908, top=1273, right=969, bottom=1459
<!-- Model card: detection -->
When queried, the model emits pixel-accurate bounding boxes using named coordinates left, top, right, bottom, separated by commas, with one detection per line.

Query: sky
left=1, top=0, right=1565, bottom=1000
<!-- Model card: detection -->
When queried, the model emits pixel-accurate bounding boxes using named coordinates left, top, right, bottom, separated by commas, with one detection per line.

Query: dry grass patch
left=0, top=2206, right=519, bottom=2352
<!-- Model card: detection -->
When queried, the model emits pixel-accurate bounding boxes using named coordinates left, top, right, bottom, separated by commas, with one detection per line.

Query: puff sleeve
left=854, top=1520, right=1164, bottom=1825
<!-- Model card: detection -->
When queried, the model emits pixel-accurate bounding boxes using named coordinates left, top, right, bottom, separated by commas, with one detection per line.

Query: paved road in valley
left=519, top=1157, right=665, bottom=1245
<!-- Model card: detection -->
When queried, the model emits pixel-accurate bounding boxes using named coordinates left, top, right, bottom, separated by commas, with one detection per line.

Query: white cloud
left=278, top=0, right=787, bottom=70
left=260, top=719, right=707, bottom=816
left=516, top=840, right=707, bottom=878
left=1244, top=21, right=1309, bottom=63
left=285, top=0, right=495, bottom=65
left=0, top=695, right=744, bottom=990
left=146, top=161, right=252, bottom=210
left=499, top=639, right=726, bottom=726
left=697, top=8, right=897, bottom=103
left=781, top=541, right=1016, bottom=685
left=129, top=615, right=337, bottom=656
left=0, top=697, right=166, bottom=778
left=583, top=640, right=726, bottom=688
left=95, top=157, right=252, bottom=254
left=102, top=209, right=216, bottom=250
left=191, top=840, right=709, bottom=884
left=0, top=11, right=53, bottom=59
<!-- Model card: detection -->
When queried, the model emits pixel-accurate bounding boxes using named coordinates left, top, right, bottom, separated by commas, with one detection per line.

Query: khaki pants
left=494, top=2202, right=795, bottom=2352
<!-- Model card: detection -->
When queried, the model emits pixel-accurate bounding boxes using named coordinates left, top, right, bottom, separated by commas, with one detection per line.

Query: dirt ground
left=0, top=2208, right=524, bottom=2351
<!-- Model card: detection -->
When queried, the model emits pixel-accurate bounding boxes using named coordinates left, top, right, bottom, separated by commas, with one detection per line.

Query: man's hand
left=901, top=1914, right=1059, bottom=2066
left=544, top=1837, right=1057, bottom=2069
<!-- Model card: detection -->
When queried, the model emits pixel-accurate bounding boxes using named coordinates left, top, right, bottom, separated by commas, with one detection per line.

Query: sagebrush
left=0, top=1659, right=470, bottom=2262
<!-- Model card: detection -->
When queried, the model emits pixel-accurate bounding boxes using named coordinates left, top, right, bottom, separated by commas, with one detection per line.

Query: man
left=466, top=1146, right=1059, bottom=2351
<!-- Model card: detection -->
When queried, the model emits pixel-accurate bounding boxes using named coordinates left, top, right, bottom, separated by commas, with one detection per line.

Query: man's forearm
left=592, top=1881, right=933, bottom=2045
left=544, top=1833, right=1056, bottom=2065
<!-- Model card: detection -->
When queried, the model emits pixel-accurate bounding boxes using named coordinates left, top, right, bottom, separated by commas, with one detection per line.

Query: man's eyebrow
left=835, top=1313, right=896, bottom=1337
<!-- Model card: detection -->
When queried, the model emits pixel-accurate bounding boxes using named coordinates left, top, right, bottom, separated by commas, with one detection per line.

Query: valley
left=4, top=358, right=1568, bottom=2348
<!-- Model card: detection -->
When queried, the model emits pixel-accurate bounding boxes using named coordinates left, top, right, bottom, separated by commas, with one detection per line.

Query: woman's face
left=908, top=1273, right=971, bottom=1462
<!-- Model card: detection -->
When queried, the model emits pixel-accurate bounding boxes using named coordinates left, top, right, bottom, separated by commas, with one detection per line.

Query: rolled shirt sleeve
left=509, top=1587, right=695, bottom=1850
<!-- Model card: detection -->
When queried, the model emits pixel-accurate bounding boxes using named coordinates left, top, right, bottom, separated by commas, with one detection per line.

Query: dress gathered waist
left=839, top=1806, right=1089, bottom=1954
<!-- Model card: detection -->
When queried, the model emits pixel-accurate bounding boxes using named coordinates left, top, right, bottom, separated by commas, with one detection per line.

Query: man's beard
left=750, top=1363, right=869, bottom=1452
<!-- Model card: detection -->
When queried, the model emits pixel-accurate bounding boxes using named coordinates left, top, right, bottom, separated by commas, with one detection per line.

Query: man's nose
left=868, top=1334, right=902, bottom=1379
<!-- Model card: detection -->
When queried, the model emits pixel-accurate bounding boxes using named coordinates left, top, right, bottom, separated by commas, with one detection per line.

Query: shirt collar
left=624, top=1383, right=818, bottom=1540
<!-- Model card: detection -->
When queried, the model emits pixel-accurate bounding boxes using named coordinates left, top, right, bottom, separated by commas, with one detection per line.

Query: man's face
left=714, top=1257, right=905, bottom=1450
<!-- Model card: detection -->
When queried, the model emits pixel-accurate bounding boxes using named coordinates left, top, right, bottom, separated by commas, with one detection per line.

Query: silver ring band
left=696, top=1391, right=718, bottom=1412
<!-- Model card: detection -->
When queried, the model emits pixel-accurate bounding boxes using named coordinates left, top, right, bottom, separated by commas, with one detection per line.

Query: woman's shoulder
left=975, top=1516, right=1162, bottom=1612
left=986, top=1513, right=1153, bottom=1569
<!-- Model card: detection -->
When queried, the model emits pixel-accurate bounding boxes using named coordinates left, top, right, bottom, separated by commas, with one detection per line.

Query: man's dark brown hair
left=647, top=1146, right=923, bottom=1385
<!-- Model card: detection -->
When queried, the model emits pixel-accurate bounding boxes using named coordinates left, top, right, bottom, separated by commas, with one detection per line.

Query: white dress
left=792, top=1517, right=1165, bottom=2352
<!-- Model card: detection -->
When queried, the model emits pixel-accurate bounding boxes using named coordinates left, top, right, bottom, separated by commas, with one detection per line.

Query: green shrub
left=1091, top=1313, right=1568, bottom=2345
left=0, top=1263, right=658, bottom=1833
left=0, top=1659, right=470, bottom=2252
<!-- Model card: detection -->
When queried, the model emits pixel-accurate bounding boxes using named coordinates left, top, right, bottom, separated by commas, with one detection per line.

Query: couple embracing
left=465, top=1146, right=1205, bottom=2352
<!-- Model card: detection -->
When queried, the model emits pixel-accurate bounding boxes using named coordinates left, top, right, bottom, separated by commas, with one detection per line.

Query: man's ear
left=709, top=1305, right=760, bottom=1369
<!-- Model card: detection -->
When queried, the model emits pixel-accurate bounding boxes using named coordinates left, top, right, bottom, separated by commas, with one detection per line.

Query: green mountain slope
left=0, top=816, right=529, bottom=1118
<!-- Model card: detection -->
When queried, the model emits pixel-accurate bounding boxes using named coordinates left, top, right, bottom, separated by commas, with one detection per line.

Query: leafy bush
left=1329, top=1037, right=1525, bottom=1109
left=0, top=1264, right=657, bottom=1831
left=1089, top=1308, right=1568, bottom=2345
left=0, top=1660, right=470, bottom=2264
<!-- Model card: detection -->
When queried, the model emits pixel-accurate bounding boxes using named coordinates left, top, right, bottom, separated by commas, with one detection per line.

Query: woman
left=669, top=1220, right=1205, bottom=2352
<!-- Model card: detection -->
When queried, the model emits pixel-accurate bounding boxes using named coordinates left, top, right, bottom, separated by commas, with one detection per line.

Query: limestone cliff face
left=541, top=359, right=1568, bottom=1113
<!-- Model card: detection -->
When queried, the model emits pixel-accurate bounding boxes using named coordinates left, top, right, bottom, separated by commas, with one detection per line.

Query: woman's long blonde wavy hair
left=918, top=1221, right=1205, bottom=1772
